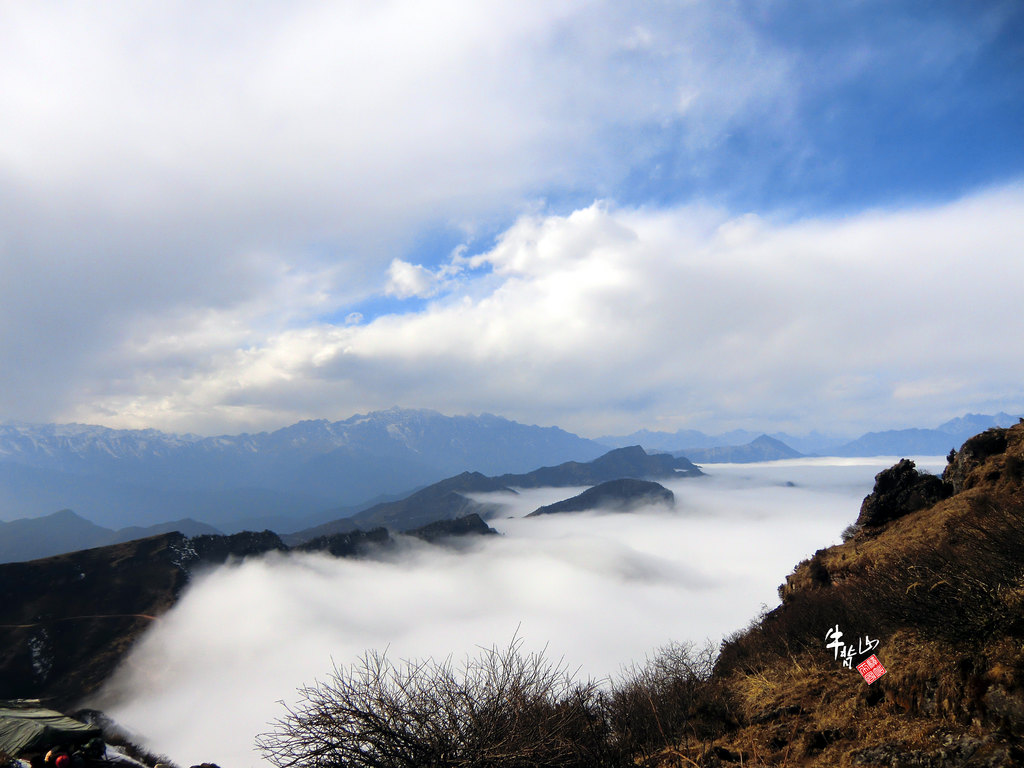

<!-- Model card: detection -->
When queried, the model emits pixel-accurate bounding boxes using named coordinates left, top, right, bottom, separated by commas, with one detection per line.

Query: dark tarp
left=0, top=707, right=100, bottom=756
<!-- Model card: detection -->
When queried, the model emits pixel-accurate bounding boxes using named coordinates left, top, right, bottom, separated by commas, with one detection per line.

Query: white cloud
left=95, top=459, right=920, bottom=768
left=0, top=0, right=802, bottom=429
left=384, top=258, right=458, bottom=299
left=64, top=184, right=1024, bottom=436
left=0, top=2, right=1017, bottom=436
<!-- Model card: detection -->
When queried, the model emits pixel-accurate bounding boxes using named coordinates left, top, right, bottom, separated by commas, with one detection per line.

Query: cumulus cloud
left=64, top=185, right=1024, bottom=436
left=0, top=0, right=801, bottom=424
left=95, top=459, right=937, bottom=768
left=0, top=2, right=1019, bottom=435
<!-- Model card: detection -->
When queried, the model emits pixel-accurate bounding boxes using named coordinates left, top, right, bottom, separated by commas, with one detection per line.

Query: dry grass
left=642, top=425, right=1024, bottom=767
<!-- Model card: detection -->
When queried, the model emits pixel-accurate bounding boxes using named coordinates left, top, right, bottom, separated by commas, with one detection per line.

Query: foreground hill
left=654, top=422, right=1024, bottom=766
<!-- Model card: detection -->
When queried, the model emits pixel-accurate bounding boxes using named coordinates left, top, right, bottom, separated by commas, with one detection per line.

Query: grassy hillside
left=659, top=423, right=1024, bottom=766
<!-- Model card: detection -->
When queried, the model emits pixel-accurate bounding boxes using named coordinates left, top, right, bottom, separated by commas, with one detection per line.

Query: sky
left=1, top=1, right=1022, bottom=438
left=96, top=457, right=947, bottom=768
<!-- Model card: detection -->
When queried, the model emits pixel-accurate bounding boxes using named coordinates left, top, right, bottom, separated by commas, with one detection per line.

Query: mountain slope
left=0, top=516, right=495, bottom=708
left=642, top=423, right=1024, bottom=767
left=492, top=445, right=701, bottom=487
left=526, top=479, right=674, bottom=516
left=679, top=435, right=803, bottom=463
left=291, top=446, right=702, bottom=539
left=0, top=510, right=223, bottom=565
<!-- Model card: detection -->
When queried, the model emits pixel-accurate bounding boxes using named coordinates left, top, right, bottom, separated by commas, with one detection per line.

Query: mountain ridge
left=526, top=478, right=675, bottom=516
left=0, top=514, right=497, bottom=708
left=288, top=445, right=702, bottom=540
left=0, top=409, right=607, bottom=531
left=598, top=411, right=1021, bottom=457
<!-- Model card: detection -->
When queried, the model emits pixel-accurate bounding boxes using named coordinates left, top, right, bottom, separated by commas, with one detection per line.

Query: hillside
left=526, top=478, right=674, bottom=516
left=0, top=516, right=495, bottom=709
left=645, top=423, right=1024, bottom=766
left=0, top=510, right=222, bottom=564
left=289, top=445, right=702, bottom=540
left=679, top=435, right=803, bottom=463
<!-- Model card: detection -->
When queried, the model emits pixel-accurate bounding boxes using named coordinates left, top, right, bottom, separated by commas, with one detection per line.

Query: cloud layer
left=54, top=186, right=1024, bottom=436
left=1, top=2, right=1021, bottom=435
left=97, top=459, right=945, bottom=767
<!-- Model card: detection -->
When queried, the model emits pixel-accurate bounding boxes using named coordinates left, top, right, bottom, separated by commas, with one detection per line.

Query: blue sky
left=0, top=0, right=1022, bottom=437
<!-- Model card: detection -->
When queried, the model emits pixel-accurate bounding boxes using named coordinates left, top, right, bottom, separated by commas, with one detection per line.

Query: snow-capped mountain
left=0, top=409, right=605, bottom=531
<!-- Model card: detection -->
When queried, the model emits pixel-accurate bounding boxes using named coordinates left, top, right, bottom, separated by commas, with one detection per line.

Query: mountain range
left=0, top=445, right=702, bottom=562
left=286, top=444, right=702, bottom=541
left=0, top=409, right=606, bottom=531
left=1, top=409, right=1019, bottom=539
left=676, top=434, right=804, bottom=463
left=5, top=423, right=1024, bottom=765
left=598, top=412, right=1021, bottom=457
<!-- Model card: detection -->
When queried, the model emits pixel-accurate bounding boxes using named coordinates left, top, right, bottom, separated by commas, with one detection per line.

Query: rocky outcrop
left=706, top=424, right=1024, bottom=768
left=943, top=427, right=1013, bottom=493
left=293, top=527, right=392, bottom=557
left=855, top=458, right=951, bottom=528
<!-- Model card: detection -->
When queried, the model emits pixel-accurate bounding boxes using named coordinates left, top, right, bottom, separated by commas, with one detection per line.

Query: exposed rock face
left=855, top=458, right=952, bottom=528
left=526, top=478, right=674, bottom=516
left=187, top=530, right=289, bottom=564
left=943, top=427, right=1011, bottom=493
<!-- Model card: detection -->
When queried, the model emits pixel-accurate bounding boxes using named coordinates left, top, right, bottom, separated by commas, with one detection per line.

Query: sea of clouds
left=94, top=456, right=946, bottom=767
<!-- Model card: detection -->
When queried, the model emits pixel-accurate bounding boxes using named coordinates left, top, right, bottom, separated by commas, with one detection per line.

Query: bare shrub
left=840, top=523, right=861, bottom=542
left=256, top=638, right=620, bottom=768
left=607, top=640, right=723, bottom=761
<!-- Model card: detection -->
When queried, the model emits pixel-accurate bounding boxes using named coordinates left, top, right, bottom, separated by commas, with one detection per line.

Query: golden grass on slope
left=647, top=425, right=1024, bottom=767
